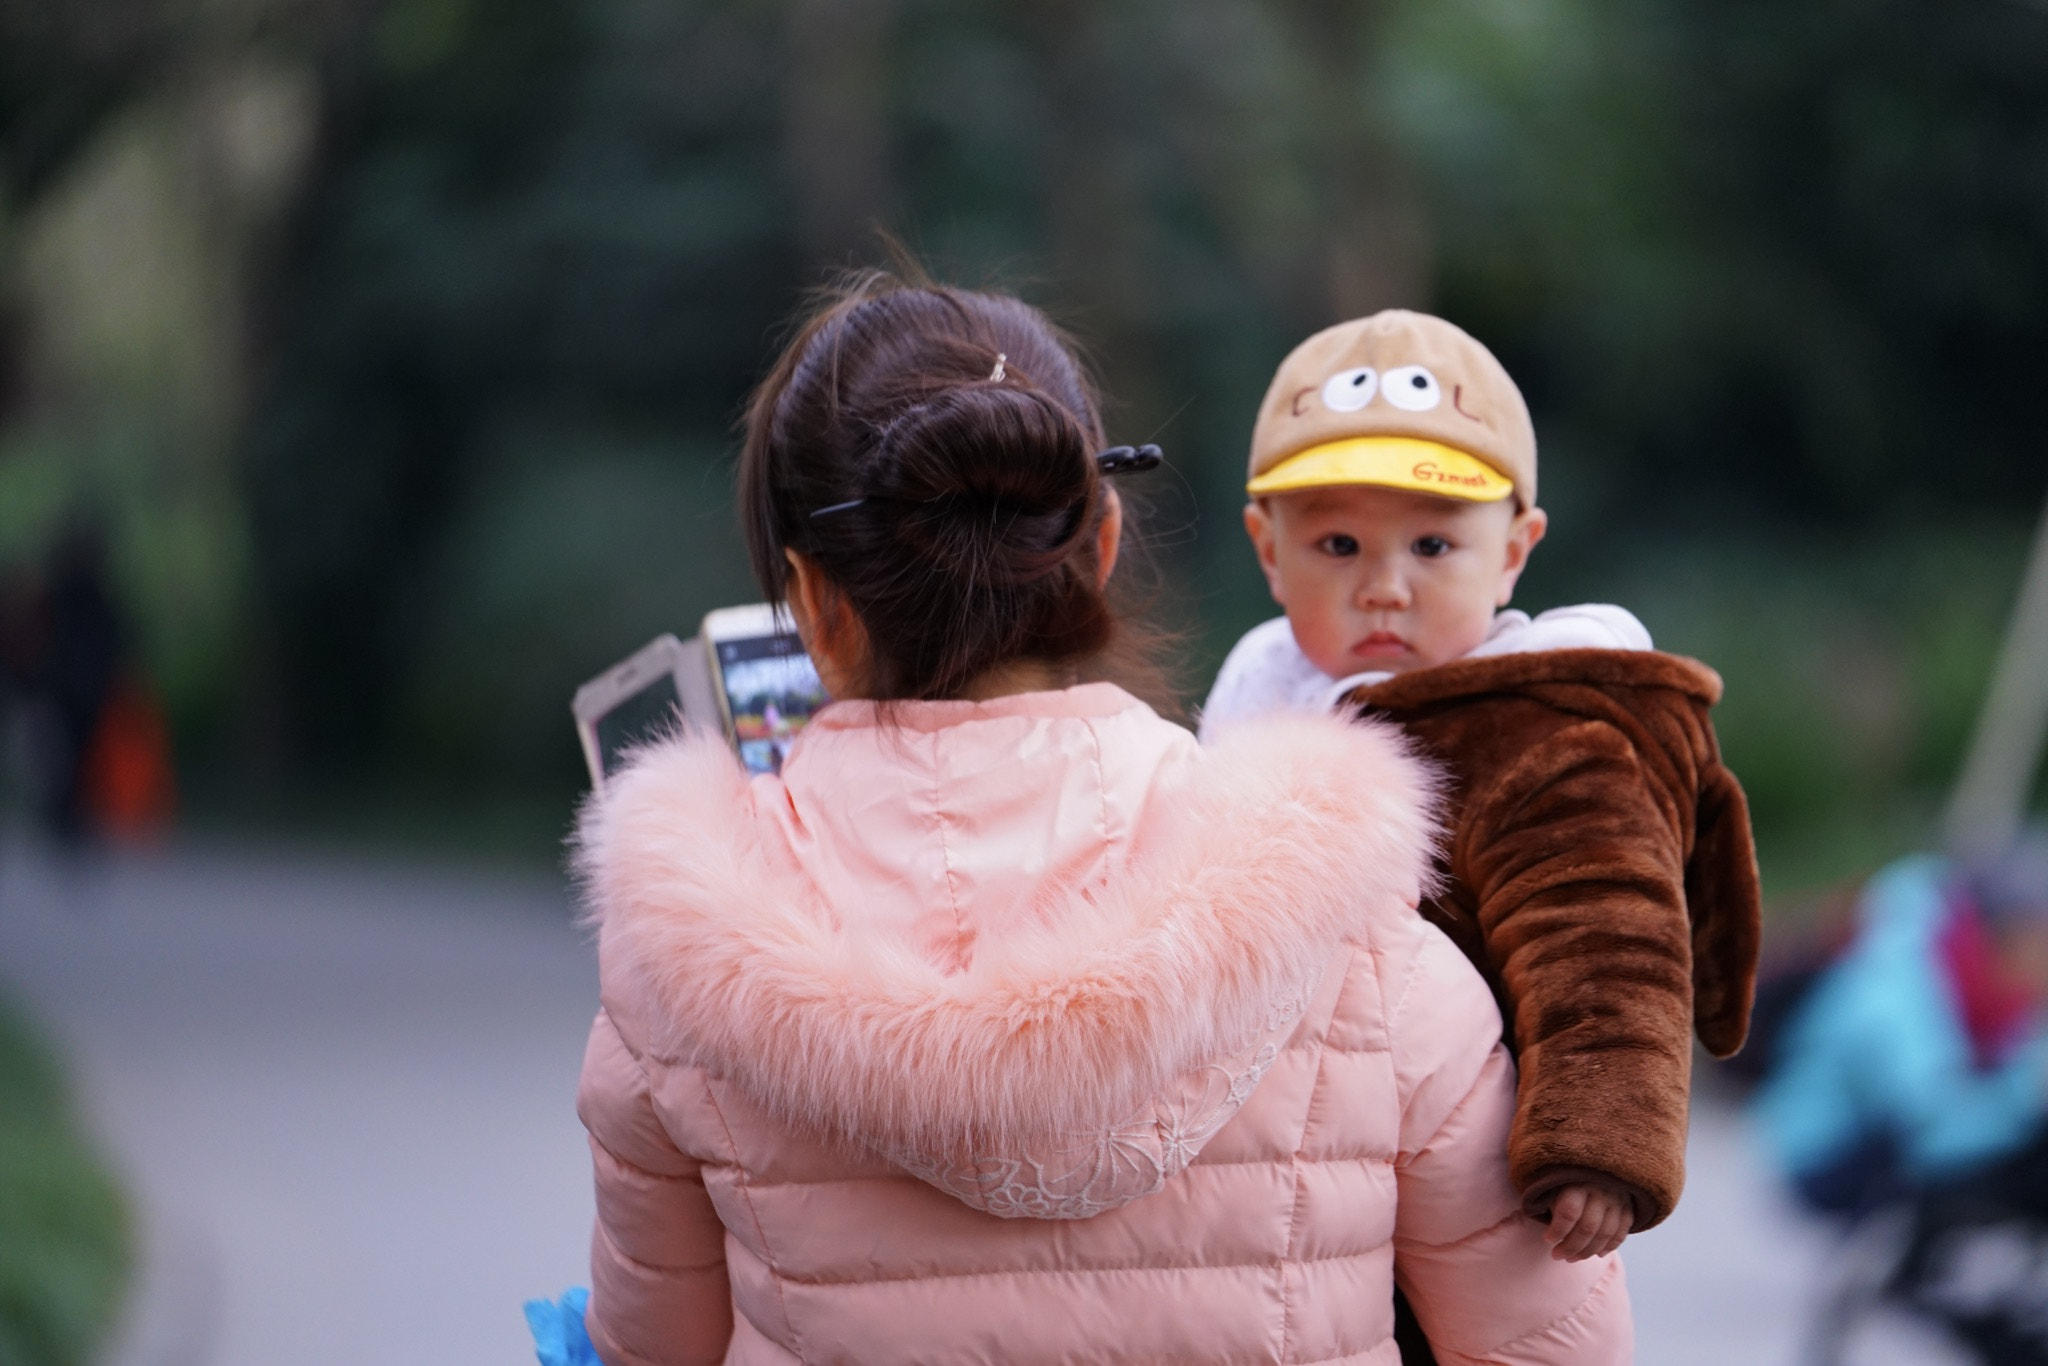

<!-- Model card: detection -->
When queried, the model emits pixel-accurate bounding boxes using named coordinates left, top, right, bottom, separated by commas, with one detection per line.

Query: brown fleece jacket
left=1342, top=648, right=1761, bottom=1230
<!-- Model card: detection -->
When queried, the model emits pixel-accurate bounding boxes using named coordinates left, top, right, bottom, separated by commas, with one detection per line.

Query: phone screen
left=715, top=632, right=828, bottom=775
left=594, top=673, right=683, bottom=780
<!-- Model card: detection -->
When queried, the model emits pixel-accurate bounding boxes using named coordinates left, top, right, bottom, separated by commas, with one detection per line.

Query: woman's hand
left=1541, top=1181, right=1634, bottom=1262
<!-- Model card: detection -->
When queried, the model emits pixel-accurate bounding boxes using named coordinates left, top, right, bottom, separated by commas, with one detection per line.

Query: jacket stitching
left=1381, top=933, right=1427, bottom=1043
left=1390, top=1205, right=1524, bottom=1253
left=1473, top=1251, right=1622, bottom=1358
left=927, top=727, right=969, bottom=965
left=589, top=1007, right=703, bottom=1182
left=1084, top=713, right=1112, bottom=856
left=587, top=1131, right=703, bottom=1186
left=1278, top=963, right=1350, bottom=1364
left=703, top=1083, right=806, bottom=1364
left=586, top=1308, right=682, bottom=1366
left=734, top=1151, right=1399, bottom=1193
left=593, top=1227, right=726, bottom=1278
left=768, top=1245, right=1393, bottom=1289
left=1382, top=944, right=1442, bottom=1170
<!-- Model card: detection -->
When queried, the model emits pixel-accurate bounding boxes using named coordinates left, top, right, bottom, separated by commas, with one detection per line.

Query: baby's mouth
left=1351, top=631, right=1410, bottom=660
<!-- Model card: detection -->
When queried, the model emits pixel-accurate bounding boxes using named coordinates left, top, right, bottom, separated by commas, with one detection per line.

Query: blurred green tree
left=1378, top=0, right=2048, bottom=880
left=1384, top=0, right=2048, bottom=528
left=247, top=0, right=791, bottom=786
left=245, top=0, right=1438, bottom=790
left=10, top=0, right=2045, bottom=884
left=0, top=995, right=128, bottom=1366
left=0, top=0, right=357, bottom=736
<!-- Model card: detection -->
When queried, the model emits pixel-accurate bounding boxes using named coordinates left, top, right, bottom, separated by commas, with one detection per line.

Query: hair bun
left=865, top=384, right=1098, bottom=583
left=872, top=384, right=1093, bottom=508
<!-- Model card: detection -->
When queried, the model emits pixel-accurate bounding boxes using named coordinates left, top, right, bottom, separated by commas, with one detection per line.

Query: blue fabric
left=525, top=1287, right=601, bottom=1366
left=1755, top=856, right=2048, bottom=1193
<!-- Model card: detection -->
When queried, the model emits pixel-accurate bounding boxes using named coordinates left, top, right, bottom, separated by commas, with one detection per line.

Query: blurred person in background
left=0, top=565, right=40, bottom=781
left=0, top=524, right=174, bottom=846
left=1759, top=842, right=2048, bottom=1214
left=1757, top=838, right=2048, bottom=1359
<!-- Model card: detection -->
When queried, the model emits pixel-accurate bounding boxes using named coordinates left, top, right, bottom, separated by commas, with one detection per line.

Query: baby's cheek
left=1285, top=606, right=1359, bottom=678
left=1410, top=595, right=1498, bottom=667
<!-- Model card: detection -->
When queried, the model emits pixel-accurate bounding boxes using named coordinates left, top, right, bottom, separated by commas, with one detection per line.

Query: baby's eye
left=1316, top=533, right=1361, bottom=558
left=1411, top=535, right=1452, bottom=558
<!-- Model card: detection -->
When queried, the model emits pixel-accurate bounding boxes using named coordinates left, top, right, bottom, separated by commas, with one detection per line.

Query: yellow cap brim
left=1246, top=436, right=1515, bottom=502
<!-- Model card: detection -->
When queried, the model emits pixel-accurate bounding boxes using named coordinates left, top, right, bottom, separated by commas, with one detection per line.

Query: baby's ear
left=1242, top=500, right=1286, bottom=604
left=1496, top=504, right=1548, bottom=606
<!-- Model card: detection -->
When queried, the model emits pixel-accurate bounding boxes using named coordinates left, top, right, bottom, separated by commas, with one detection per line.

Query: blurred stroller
left=1755, top=490, right=2048, bottom=1365
left=1757, top=850, right=2048, bottom=1364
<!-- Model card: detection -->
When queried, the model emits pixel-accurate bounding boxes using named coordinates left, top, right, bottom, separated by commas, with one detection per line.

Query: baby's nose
left=1354, top=563, right=1410, bottom=609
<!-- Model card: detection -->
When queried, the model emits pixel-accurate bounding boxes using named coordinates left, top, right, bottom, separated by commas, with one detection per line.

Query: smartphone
left=701, top=604, right=829, bottom=777
left=570, top=633, right=718, bottom=791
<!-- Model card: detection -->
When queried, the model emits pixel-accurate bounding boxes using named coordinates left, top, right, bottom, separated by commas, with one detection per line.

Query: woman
left=571, top=276, right=1630, bottom=1365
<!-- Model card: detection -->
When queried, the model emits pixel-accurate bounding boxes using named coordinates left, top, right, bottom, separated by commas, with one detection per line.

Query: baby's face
left=1244, top=484, right=1547, bottom=678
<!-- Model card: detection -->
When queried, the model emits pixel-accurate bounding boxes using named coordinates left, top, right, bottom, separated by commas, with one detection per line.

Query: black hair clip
left=1096, top=444, right=1163, bottom=476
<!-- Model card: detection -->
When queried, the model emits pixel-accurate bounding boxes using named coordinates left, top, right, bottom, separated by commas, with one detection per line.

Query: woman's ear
left=784, top=550, right=870, bottom=698
left=1096, top=490, right=1125, bottom=587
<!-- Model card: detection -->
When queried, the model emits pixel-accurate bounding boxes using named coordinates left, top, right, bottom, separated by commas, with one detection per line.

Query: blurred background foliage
left=0, top=997, right=128, bottom=1366
left=2, top=0, right=2046, bottom=890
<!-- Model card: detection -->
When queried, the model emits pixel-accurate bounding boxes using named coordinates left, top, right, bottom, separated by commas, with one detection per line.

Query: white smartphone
left=570, top=633, right=718, bottom=791
left=701, top=603, right=830, bottom=777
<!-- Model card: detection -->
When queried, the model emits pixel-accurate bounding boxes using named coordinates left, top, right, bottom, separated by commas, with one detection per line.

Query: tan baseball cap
left=1246, top=310, right=1536, bottom=506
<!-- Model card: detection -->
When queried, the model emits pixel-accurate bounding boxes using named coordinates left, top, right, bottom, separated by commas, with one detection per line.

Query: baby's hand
left=1541, top=1181, right=1633, bottom=1262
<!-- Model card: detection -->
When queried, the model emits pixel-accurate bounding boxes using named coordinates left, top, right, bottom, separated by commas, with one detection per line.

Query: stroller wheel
left=1808, top=1207, right=1917, bottom=1365
left=1905, top=1219, right=2048, bottom=1364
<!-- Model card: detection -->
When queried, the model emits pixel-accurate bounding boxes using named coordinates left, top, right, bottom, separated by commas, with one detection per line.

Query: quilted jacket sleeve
left=1387, top=916, right=1633, bottom=1366
left=577, top=1009, right=732, bottom=1366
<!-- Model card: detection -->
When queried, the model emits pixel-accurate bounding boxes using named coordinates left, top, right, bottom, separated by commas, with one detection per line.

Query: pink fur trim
left=574, top=710, right=1439, bottom=1153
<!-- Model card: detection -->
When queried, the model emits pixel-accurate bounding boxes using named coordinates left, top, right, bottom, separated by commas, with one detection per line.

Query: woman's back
left=575, top=686, right=1628, bottom=1365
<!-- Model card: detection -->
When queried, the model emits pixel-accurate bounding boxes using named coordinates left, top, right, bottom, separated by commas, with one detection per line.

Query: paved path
left=0, top=835, right=597, bottom=1366
left=0, top=833, right=1956, bottom=1365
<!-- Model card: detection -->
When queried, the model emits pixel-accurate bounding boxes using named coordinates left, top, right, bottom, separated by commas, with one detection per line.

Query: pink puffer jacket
left=574, top=683, right=1630, bottom=1365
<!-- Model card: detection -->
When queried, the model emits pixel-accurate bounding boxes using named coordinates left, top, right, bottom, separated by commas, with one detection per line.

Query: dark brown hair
left=739, top=273, right=1130, bottom=701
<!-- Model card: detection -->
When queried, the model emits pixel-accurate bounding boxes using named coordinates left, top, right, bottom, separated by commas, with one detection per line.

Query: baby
left=1203, top=310, right=1763, bottom=1265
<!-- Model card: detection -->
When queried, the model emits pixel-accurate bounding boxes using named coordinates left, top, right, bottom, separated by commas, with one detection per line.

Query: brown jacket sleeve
left=1451, top=713, right=1697, bottom=1230
left=1688, top=761, right=1761, bottom=1059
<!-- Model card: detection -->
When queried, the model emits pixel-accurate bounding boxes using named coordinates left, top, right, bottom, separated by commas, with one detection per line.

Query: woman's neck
left=955, top=657, right=1071, bottom=702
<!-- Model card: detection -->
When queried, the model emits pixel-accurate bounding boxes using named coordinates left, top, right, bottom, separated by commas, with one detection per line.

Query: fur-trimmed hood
left=576, top=684, right=1437, bottom=1214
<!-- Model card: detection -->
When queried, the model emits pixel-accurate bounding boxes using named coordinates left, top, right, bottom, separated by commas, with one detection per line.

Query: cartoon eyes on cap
left=1381, top=365, right=1442, bottom=411
left=1320, top=367, right=1378, bottom=412
left=1315, top=363, right=1442, bottom=414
